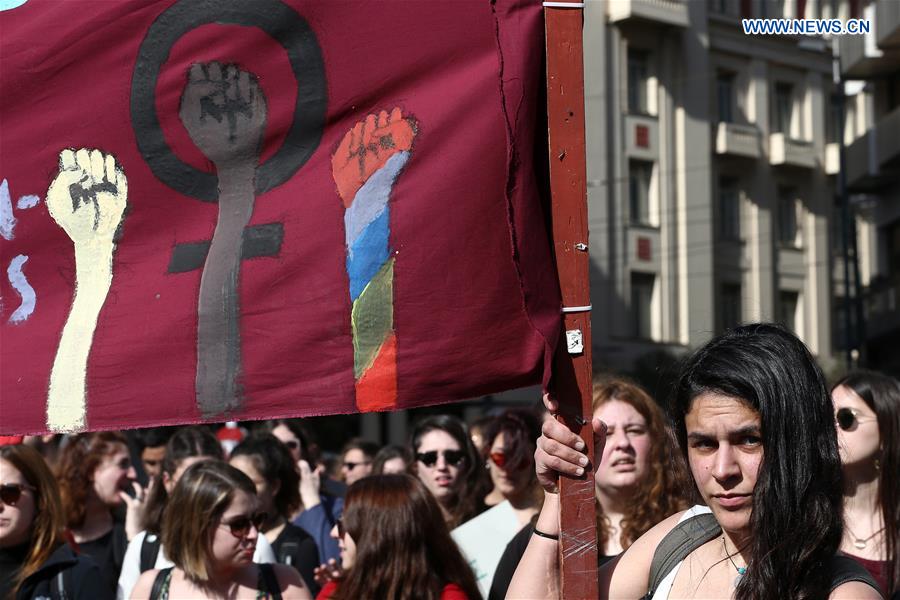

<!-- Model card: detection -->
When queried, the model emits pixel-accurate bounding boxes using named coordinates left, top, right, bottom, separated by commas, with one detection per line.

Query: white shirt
left=116, top=529, right=276, bottom=599
left=650, top=505, right=714, bottom=600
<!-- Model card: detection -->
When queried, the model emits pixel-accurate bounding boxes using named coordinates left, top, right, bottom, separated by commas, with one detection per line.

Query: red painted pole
left=544, top=2, right=598, bottom=599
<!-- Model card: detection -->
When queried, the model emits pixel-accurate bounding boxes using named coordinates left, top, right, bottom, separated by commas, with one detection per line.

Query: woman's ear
left=162, top=470, right=174, bottom=494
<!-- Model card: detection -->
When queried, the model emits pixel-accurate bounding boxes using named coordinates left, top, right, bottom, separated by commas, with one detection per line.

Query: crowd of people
left=1, top=324, right=898, bottom=599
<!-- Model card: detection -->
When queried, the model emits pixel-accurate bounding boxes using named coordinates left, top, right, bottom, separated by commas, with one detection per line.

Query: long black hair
left=410, top=415, right=489, bottom=528
left=835, top=370, right=900, bottom=596
left=142, top=426, right=223, bottom=535
left=671, top=323, right=843, bottom=600
left=230, top=433, right=301, bottom=519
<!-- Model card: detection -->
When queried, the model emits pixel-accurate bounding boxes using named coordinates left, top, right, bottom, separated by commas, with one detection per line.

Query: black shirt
left=488, top=523, right=618, bottom=600
left=0, top=542, right=29, bottom=599
left=75, top=523, right=125, bottom=598
left=272, top=522, right=320, bottom=596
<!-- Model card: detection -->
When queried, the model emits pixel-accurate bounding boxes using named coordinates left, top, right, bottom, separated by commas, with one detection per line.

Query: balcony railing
left=865, top=278, right=900, bottom=339
left=839, top=4, right=900, bottom=78
left=876, top=0, right=900, bottom=49
left=845, top=106, right=900, bottom=189
left=607, top=0, right=689, bottom=28
left=769, top=133, right=816, bottom=169
left=715, top=122, right=762, bottom=159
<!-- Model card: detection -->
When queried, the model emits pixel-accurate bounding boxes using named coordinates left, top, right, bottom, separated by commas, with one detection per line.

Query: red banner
left=0, top=0, right=560, bottom=434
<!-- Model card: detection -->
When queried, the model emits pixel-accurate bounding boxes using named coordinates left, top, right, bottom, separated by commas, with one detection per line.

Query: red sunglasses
left=489, top=451, right=506, bottom=468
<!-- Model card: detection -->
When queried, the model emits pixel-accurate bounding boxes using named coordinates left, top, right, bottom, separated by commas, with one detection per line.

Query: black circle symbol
left=130, top=0, right=327, bottom=202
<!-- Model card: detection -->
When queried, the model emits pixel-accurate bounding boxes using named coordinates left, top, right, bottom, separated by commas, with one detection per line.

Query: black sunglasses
left=219, top=512, right=267, bottom=539
left=342, top=460, right=372, bottom=471
left=283, top=440, right=299, bottom=451
left=835, top=408, right=876, bottom=431
left=0, top=483, right=36, bottom=506
left=416, top=449, right=466, bottom=468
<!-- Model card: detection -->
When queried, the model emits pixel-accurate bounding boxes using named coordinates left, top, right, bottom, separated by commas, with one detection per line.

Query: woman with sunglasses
left=230, top=434, right=320, bottom=595
left=508, top=323, right=881, bottom=599
left=118, top=427, right=276, bottom=600
left=316, top=474, right=480, bottom=600
left=482, top=410, right=543, bottom=522
left=130, top=460, right=310, bottom=599
left=833, top=371, right=900, bottom=598
left=410, top=415, right=489, bottom=529
left=56, top=432, right=137, bottom=598
left=1, top=444, right=103, bottom=599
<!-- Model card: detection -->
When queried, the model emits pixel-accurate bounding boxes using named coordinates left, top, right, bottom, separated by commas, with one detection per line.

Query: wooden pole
left=544, top=2, right=598, bottom=599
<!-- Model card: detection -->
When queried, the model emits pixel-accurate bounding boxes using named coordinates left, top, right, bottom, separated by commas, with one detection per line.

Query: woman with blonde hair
left=1, top=443, right=102, bottom=599
left=130, top=460, right=309, bottom=599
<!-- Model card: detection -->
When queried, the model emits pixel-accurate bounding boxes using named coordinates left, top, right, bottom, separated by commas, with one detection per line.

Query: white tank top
left=649, top=505, right=714, bottom=600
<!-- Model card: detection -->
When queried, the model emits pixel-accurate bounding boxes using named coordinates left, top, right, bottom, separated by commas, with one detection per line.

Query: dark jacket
left=17, top=543, right=106, bottom=600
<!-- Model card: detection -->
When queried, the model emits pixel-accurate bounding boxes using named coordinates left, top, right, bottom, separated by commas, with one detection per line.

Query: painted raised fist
left=46, top=148, right=127, bottom=243
left=179, top=62, right=268, bottom=168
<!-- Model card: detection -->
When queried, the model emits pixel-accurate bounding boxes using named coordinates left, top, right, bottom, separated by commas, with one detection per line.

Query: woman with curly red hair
left=487, top=377, right=689, bottom=599
left=590, top=376, right=690, bottom=558
left=56, top=432, right=137, bottom=598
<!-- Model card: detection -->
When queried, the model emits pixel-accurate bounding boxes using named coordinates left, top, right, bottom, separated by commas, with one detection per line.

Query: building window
left=627, top=49, right=649, bottom=115
left=772, top=82, right=793, bottom=134
left=719, top=283, right=742, bottom=332
left=631, top=272, right=655, bottom=339
left=778, top=186, right=799, bottom=246
left=629, top=160, right=653, bottom=226
left=717, top=71, right=735, bottom=123
left=777, top=290, right=800, bottom=334
left=718, top=177, right=741, bottom=241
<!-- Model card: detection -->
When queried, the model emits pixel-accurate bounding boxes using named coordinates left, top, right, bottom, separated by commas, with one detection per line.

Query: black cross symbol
left=167, top=222, right=283, bottom=274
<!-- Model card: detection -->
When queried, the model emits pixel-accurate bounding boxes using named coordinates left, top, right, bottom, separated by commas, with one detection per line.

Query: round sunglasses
left=835, top=407, right=877, bottom=431
left=219, top=512, right=267, bottom=539
left=0, top=482, right=36, bottom=506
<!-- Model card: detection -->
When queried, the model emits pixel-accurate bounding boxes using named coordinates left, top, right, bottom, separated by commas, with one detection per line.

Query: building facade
left=583, top=0, right=889, bottom=377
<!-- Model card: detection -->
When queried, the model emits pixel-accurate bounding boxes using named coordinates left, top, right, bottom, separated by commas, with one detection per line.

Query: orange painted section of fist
left=332, top=107, right=417, bottom=207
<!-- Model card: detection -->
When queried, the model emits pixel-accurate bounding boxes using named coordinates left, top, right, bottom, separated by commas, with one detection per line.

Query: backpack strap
left=278, top=541, right=298, bottom=566
left=50, top=568, right=70, bottom=600
left=140, top=533, right=162, bottom=572
left=149, top=567, right=173, bottom=600
left=645, top=512, right=721, bottom=597
left=259, top=563, right=283, bottom=600
left=828, top=555, right=882, bottom=593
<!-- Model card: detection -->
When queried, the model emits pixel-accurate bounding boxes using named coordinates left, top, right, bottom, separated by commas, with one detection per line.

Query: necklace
left=845, top=524, right=885, bottom=550
left=722, top=536, right=746, bottom=588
